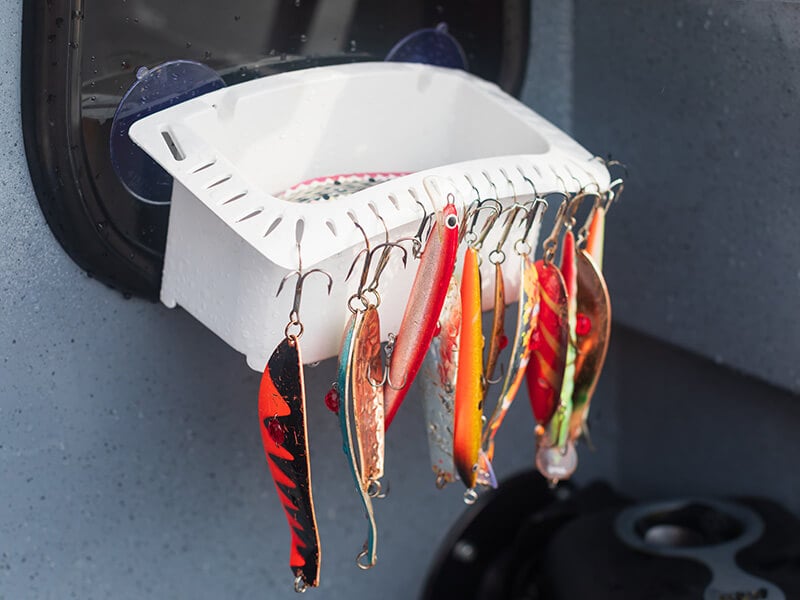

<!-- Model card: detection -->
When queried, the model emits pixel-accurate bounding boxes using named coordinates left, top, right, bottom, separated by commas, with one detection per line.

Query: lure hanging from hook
left=451, top=197, right=500, bottom=498
left=479, top=189, right=547, bottom=486
left=535, top=188, right=594, bottom=483
left=258, top=238, right=332, bottom=593
left=525, top=196, right=570, bottom=432
left=383, top=192, right=460, bottom=430
left=453, top=242, right=484, bottom=500
left=419, top=274, right=461, bottom=488
left=334, top=230, right=408, bottom=570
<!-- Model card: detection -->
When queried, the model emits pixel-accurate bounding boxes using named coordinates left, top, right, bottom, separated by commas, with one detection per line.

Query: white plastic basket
left=129, top=62, right=610, bottom=369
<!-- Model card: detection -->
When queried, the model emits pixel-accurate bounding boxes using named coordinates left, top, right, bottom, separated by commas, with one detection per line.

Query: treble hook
left=364, top=241, right=408, bottom=295
left=461, top=199, right=502, bottom=247
left=367, top=333, right=406, bottom=390
left=541, top=194, right=570, bottom=264
left=276, top=241, right=334, bottom=340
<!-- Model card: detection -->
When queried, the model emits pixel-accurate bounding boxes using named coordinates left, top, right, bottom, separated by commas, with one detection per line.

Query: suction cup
left=110, top=60, right=225, bottom=205
left=385, top=23, right=468, bottom=70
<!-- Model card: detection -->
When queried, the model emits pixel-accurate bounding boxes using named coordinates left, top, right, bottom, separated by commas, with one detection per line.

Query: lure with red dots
left=569, top=249, right=611, bottom=441
left=258, top=263, right=332, bottom=592
left=453, top=246, right=485, bottom=492
left=383, top=197, right=460, bottom=429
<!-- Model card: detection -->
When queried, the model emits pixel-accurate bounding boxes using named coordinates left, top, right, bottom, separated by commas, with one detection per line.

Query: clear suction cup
left=110, top=60, right=225, bottom=205
left=385, top=23, right=468, bottom=70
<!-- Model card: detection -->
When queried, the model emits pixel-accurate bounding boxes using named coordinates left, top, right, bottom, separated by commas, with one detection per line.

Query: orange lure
left=453, top=247, right=484, bottom=490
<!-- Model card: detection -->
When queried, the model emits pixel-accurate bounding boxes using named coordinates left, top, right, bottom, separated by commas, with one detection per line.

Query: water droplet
left=120, top=60, right=130, bottom=70
left=185, top=41, right=192, bottom=48
left=136, top=66, right=148, bottom=80
left=349, top=39, right=357, bottom=52
left=89, top=96, right=96, bottom=102
left=300, top=34, right=308, bottom=42
left=294, top=0, right=301, bottom=6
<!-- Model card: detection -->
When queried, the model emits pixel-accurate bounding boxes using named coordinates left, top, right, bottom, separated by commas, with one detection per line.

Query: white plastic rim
left=128, top=62, right=611, bottom=367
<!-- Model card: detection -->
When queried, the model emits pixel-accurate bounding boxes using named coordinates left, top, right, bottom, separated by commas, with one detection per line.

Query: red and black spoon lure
left=258, top=255, right=333, bottom=593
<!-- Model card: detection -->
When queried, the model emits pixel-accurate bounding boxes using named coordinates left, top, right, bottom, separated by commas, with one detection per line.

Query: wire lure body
left=569, top=249, right=611, bottom=441
left=259, top=337, right=321, bottom=591
left=484, top=263, right=506, bottom=385
left=453, top=246, right=484, bottom=492
left=337, top=312, right=378, bottom=569
left=384, top=202, right=459, bottom=429
left=420, top=274, right=461, bottom=488
left=481, top=254, right=539, bottom=467
left=351, top=306, right=385, bottom=491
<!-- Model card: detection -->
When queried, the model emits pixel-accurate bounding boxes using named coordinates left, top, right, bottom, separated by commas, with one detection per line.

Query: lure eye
left=445, top=214, right=458, bottom=229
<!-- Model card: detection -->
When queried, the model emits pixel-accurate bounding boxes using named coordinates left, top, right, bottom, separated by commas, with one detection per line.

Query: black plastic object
left=21, top=0, right=530, bottom=299
left=422, top=472, right=799, bottom=599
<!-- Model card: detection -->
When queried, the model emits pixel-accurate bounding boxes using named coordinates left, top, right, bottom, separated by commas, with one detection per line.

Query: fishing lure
left=569, top=249, right=611, bottom=442
left=525, top=202, right=569, bottom=430
left=480, top=199, right=546, bottom=479
left=383, top=195, right=459, bottom=429
left=536, top=191, right=596, bottom=481
left=453, top=246, right=484, bottom=496
left=336, top=238, right=407, bottom=569
left=258, top=255, right=332, bottom=593
left=335, top=311, right=378, bottom=569
left=419, top=275, right=461, bottom=488
left=353, top=305, right=386, bottom=493
left=568, top=189, right=613, bottom=443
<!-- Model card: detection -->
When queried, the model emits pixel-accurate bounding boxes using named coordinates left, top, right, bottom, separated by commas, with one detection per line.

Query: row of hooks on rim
left=274, top=156, right=626, bottom=340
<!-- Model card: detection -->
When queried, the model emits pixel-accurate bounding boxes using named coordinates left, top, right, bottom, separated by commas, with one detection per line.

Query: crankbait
left=419, top=275, right=461, bottom=488
left=259, top=258, right=332, bottom=592
left=453, top=246, right=484, bottom=495
left=383, top=195, right=459, bottom=429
